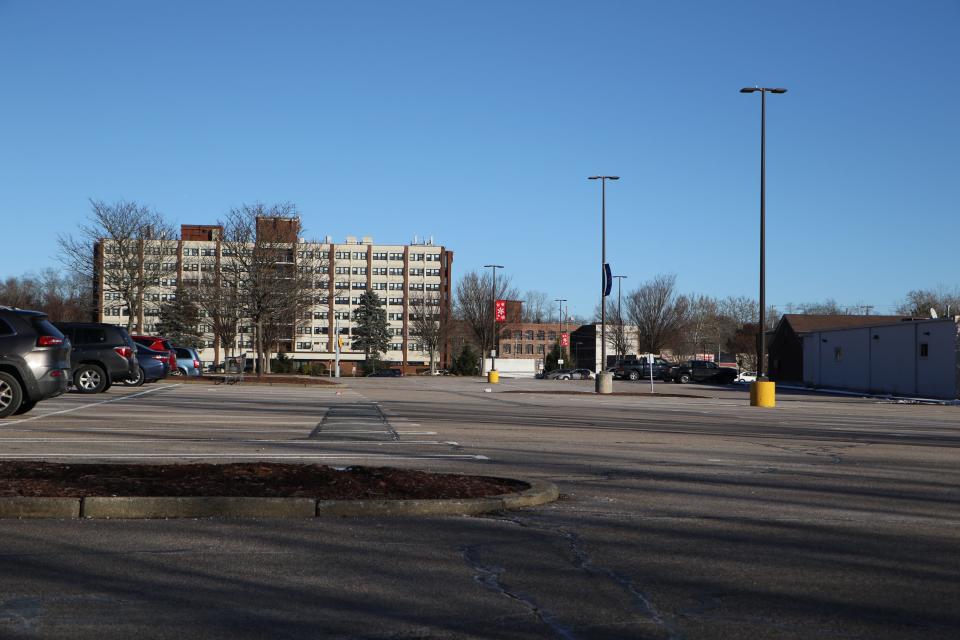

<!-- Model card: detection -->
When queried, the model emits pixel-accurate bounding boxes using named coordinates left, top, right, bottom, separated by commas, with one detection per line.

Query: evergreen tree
left=155, top=287, right=203, bottom=348
left=352, top=289, right=390, bottom=371
left=544, top=341, right=572, bottom=372
left=451, top=344, right=480, bottom=376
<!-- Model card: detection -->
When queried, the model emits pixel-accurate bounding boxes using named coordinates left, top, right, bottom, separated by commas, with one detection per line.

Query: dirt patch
left=500, top=390, right=712, bottom=399
left=171, top=375, right=338, bottom=386
left=0, top=462, right=526, bottom=499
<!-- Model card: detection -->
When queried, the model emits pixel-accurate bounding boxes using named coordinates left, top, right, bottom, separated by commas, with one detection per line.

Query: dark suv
left=613, top=357, right=672, bottom=381
left=668, top=360, right=737, bottom=385
left=54, top=322, right=137, bottom=393
left=0, top=307, right=71, bottom=417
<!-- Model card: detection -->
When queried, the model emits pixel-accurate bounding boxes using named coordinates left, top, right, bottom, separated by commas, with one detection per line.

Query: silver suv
left=0, top=307, right=71, bottom=417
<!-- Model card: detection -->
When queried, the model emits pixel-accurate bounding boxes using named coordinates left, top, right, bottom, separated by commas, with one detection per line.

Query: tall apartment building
left=95, top=221, right=453, bottom=373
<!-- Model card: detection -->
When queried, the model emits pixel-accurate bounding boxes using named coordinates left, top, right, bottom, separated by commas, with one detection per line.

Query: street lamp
left=588, top=175, right=619, bottom=392
left=739, top=87, right=786, bottom=382
left=612, top=274, right=627, bottom=365
left=483, top=264, right=504, bottom=376
left=555, top=298, right=567, bottom=369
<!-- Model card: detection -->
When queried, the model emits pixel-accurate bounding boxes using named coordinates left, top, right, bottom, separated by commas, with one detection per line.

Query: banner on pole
left=494, top=299, right=507, bottom=323
left=560, top=332, right=569, bottom=347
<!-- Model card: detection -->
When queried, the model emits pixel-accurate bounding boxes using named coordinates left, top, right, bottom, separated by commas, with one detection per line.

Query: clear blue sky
left=1, top=1, right=957, bottom=318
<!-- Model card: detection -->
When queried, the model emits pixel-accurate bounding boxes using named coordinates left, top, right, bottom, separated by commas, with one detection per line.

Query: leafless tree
left=626, top=274, right=688, bottom=354
left=454, top=270, right=518, bottom=367
left=58, top=199, right=178, bottom=333
left=409, top=291, right=450, bottom=373
left=604, top=300, right=630, bottom=364
left=521, top=290, right=550, bottom=323
left=897, top=286, right=960, bottom=318
left=217, top=203, right=322, bottom=376
left=0, top=270, right=92, bottom=321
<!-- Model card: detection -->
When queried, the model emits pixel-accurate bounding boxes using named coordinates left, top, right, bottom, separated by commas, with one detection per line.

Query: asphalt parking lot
left=0, top=376, right=958, bottom=639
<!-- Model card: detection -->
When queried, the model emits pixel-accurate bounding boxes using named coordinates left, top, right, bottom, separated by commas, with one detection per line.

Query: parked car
left=571, top=368, right=594, bottom=380
left=668, top=360, right=737, bottom=385
left=546, top=369, right=575, bottom=380
left=0, top=306, right=71, bottom=417
left=124, top=343, right=171, bottom=386
left=613, top=357, right=673, bottom=381
left=367, top=369, right=402, bottom=377
left=53, top=322, right=137, bottom=393
left=173, top=347, right=203, bottom=377
left=736, top=371, right=757, bottom=383
left=131, top=335, right=178, bottom=372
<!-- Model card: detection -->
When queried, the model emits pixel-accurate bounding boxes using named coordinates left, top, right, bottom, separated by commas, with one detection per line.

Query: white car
left=736, top=371, right=757, bottom=383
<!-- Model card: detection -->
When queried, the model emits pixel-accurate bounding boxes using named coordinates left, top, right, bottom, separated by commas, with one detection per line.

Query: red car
left=131, top=335, right=178, bottom=372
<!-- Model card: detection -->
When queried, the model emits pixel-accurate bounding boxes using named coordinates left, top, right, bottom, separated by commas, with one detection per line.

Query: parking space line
left=0, top=453, right=490, bottom=460
left=0, top=438, right=457, bottom=445
left=1, top=385, right=183, bottom=426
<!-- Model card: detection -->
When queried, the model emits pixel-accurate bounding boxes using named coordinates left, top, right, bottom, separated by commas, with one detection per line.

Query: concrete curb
left=0, top=497, right=81, bottom=519
left=0, top=478, right=559, bottom=520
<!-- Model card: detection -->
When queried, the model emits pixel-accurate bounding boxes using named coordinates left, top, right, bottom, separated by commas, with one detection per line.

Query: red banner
left=560, top=332, right=569, bottom=347
left=494, top=299, right=506, bottom=323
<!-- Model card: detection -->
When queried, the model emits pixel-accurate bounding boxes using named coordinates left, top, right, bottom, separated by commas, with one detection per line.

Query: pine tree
left=544, top=342, right=572, bottom=372
left=352, top=289, right=390, bottom=371
left=155, top=287, right=203, bottom=348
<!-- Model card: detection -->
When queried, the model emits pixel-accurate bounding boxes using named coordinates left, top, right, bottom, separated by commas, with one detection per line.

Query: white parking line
left=1, top=385, right=183, bottom=426
left=0, top=438, right=457, bottom=445
left=0, top=453, right=491, bottom=460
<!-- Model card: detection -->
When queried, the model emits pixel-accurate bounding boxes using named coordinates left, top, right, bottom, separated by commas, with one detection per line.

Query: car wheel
left=170, top=368, right=184, bottom=377
left=679, top=374, right=691, bottom=384
left=123, top=366, right=145, bottom=387
left=74, top=364, right=107, bottom=394
left=0, top=372, right=24, bottom=418
left=13, top=400, right=37, bottom=416
left=628, top=371, right=640, bottom=381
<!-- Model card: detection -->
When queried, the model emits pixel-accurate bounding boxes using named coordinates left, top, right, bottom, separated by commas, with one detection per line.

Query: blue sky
left=1, top=1, right=957, bottom=318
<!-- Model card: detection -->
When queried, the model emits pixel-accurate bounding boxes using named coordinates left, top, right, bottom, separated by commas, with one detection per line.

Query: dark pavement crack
left=460, top=544, right=577, bottom=639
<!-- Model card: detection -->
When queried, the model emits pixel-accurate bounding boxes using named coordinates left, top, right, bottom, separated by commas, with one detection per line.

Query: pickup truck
left=613, top=357, right=673, bottom=381
left=668, top=360, right=737, bottom=385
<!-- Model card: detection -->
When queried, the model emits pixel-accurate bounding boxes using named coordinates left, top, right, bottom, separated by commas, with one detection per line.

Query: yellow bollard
left=487, top=370, right=500, bottom=384
left=750, top=380, right=775, bottom=407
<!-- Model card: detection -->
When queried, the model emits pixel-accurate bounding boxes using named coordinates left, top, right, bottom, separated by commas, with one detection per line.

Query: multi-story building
left=95, top=221, right=453, bottom=374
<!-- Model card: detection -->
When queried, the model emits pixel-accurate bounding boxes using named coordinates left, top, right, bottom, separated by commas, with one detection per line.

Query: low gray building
left=802, top=317, right=960, bottom=399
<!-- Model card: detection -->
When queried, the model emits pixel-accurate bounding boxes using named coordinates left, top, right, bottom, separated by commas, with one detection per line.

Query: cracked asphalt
left=0, top=376, right=958, bottom=639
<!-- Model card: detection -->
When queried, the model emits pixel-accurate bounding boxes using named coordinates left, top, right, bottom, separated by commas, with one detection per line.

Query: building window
left=513, top=330, right=522, bottom=340
left=503, top=344, right=511, bottom=354
left=548, top=331, right=557, bottom=341
left=537, top=344, right=544, bottom=354
left=525, top=344, right=534, bottom=355
left=353, top=252, right=366, bottom=260
left=352, top=267, right=367, bottom=275
left=389, top=252, right=403, bottom=261
left=919, top=343, right=929, bottom=358
left=525, top=330, right=534, bottom=340
left=372, top=252, right=387, bottom=260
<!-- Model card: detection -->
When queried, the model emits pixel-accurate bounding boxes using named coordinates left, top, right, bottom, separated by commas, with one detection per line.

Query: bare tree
left=626, top=274, right=688, bottom=354
left=521, top=290, right=550, bottom=323
left=410, top=291, right=450, bottom=374
left=604, top=300, right=629, bottom=364
left=454, top=270, right=518, bottom=366
left=0, top=270, right=92, bottom=320
left=897, top=287, right=960, bottom=318
left=58, top=199, right=178, bottom=333
left=217, top=203, right=320, bottom=376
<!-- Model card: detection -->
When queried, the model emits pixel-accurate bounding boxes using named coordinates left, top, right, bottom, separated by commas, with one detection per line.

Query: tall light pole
left=483, top=264, right=504, bottom=374
left=555, top=298, right=567, bottom=367
left=612, top=275, right=627, bottom=366
left=589, top=175, right=619, bottom=392
left=740, top=86, right=786, bottom=382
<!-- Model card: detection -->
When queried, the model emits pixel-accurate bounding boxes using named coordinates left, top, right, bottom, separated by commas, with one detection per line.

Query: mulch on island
left=0, top=462, right=526, bottom=499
